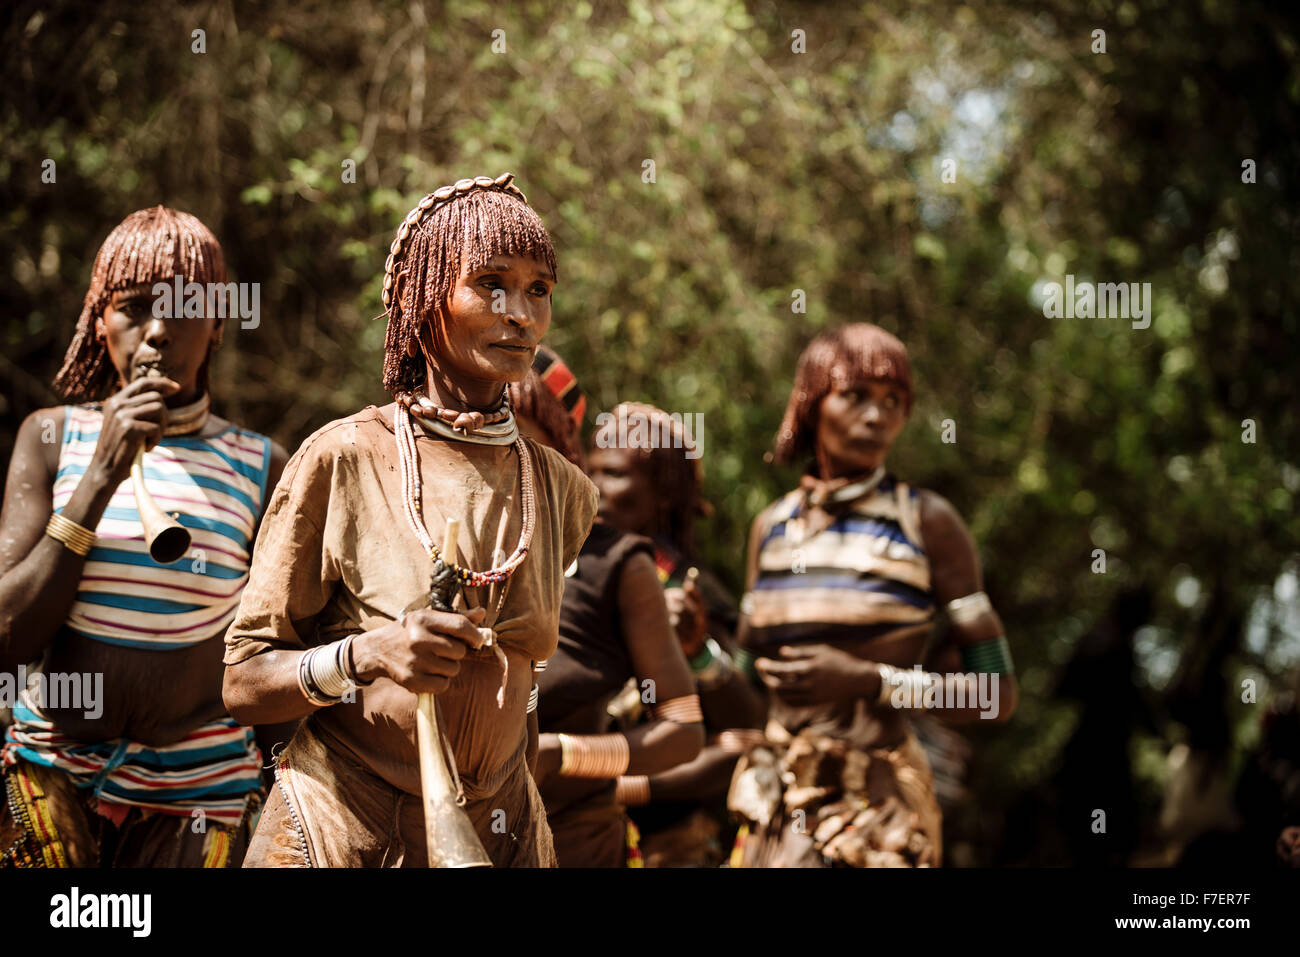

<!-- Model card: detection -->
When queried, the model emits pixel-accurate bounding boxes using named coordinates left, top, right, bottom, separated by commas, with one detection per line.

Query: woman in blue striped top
left=0, top=207, right=290, bottom=867
left=728, top=323, right=1019, bottom=867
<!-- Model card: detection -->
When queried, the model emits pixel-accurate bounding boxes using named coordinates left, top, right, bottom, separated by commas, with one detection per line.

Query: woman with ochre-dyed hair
left=587, top=403, right=766, bottom=867
left=511, top=349, right=704, bottom=867
left=0, top=207, right=290, bottom=868
left=222, top=175, right=598, bottom=867
left=728, top=322, right=1019, bottom=867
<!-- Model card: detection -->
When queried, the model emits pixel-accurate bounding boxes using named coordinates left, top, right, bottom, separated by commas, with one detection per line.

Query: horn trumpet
left=129, top=367, right=192, bottom=565
left=130, top=447, right=191, bottom=564
left=415, top=518, right=493, bottom=868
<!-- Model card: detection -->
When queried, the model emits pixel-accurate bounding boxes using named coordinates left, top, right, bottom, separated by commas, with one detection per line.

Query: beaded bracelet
left=690, top=637, right=735, bottom=691
left=961, top=635, right=1015, bottom=675
left=733, top=647, right=759, bottom=680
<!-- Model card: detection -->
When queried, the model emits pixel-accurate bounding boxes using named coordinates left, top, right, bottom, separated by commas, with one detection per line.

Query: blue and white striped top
left=51, top=404, right=272, bottom=650
left=741, top=475, right=935, bottom=650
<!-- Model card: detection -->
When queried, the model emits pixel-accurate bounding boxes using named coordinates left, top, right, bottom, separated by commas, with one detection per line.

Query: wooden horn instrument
left=416, top=518, right=493, bottom=868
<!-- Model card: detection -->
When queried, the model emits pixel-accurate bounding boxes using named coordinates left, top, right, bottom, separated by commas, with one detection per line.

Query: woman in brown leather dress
left=223, top=175, right=598, bottom=867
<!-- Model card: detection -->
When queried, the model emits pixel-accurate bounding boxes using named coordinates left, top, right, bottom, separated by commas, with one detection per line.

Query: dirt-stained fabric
left=245, top=720, right=553, bottom=867
left=727, top=724, right=942, bottom=868
left=225, top=404, right=597, bottom=866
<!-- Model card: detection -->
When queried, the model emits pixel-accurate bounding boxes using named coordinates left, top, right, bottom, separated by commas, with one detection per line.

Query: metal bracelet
left=298, top=638, right=356, bottom=706
left=946, top=591, right=993, bottom=625
left=45, top=513, right=96, bottom=556
left=692, top=636, right=735, bottom=691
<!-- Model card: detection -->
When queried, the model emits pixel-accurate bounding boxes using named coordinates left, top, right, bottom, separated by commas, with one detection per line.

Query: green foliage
left=2, top=0, right=1297, bottom=863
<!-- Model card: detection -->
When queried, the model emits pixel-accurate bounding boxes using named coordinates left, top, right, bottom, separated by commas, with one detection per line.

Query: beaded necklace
left=394, top=399, right=536, bottom=588
left=396, top=390, right=517, bottom=447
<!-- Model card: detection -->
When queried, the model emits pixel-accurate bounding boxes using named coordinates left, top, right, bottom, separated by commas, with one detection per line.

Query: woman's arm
left=222, top=435, right=489, bottom=727
left=246, top=441, right=298, bottom=772
left=224, top=606, right=491, bottom=726
left=536, top=551, right=703, bottom=782
left=0, top=384, right=174, bottom=672
left=526, top=706, right=539, bottom=776
left=632, top=742, right=742, bottom=805
left=733, top=507, right=775, bottom=698
left=667, top=570, right=766, bottom=729
left=912, top=489, right=1018, bottom=724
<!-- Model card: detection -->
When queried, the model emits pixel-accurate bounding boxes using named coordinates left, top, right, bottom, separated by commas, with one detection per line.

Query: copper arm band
left=557, top=733, right=630, bottom=778
left=615, top=775, right=651, bottom=806
left=650, top=694, right=704, bottom=724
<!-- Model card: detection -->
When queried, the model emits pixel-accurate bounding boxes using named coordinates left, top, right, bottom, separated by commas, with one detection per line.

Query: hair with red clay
left=508, top=366, right=585, bottom=469
left=591, top=402, right=710, bottom=557
left=381, top=186, right=557, bottom=395
left=771, top=323, right=913, bottom=466
left=54, top=206, right=227, bottom=402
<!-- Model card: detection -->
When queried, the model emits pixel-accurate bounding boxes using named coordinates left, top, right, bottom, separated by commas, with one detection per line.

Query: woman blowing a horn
left=0, top=207, right=288, bottom=867
left=223, top=174, right=598, bottom=867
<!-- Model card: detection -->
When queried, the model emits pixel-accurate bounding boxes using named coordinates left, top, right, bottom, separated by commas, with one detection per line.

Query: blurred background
left=2, top=0, right=1297, bottom=866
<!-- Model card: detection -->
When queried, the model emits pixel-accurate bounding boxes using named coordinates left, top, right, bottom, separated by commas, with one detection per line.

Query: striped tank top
left=741, top=475, right=935, bottom=650
left=4, top=698, right=262, bottom=827
left=50, top=404, right=272, bottom=650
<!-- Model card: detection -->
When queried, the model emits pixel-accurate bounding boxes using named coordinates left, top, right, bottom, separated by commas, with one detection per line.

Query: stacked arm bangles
left=557, top=694, right=703, bottom=783
left=45, top=513, right=96, bottom=556
left=298, top=636, right=362, bottom=707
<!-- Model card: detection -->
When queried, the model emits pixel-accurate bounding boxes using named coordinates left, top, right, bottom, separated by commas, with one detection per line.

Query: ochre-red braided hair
left=591, top=402, right=710, bottom=557
left=508, top=367, right=585, bottom=469
left=772, top=323, right=914, bottom=466
left=380, top=174, right=557, bottom=395
left=54, top=206, right=227, bottom=402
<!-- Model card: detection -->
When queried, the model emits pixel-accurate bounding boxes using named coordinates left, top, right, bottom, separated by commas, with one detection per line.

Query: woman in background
left=729, top=322, right=1018, bottom=867
left=588, top=403, right=765, bottom=866
left=0, top=207, right=289, bottom=868
left=515, top=349, right=703, bottom=867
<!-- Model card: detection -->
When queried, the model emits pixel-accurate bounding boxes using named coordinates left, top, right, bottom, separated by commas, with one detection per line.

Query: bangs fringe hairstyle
left=508, top=367, right=584, bottom=469
left=381, top=186, right=557, bottom=395
left=771, top=323, right=914, bottom=466
left=54, top=206, right=227, bottom=402
left=592, top=402, right=711, bottom=558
